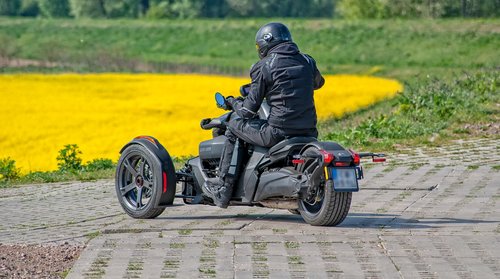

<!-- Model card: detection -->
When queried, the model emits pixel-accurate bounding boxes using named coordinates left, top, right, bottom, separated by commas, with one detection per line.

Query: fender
left=301, top=141, right=346, bottom=153
left=300, top=141, right=353, bottom=166
left=120, top=136, right=176, bottom=207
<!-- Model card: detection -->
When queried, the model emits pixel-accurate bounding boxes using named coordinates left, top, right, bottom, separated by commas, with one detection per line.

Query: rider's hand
left=226, top=96, right=243, bottom=108
left=226, top=96, right=235, bottom=109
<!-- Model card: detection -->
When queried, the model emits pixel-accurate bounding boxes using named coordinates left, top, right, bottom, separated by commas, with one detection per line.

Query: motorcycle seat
left=268, top=137, right=317, bottom=162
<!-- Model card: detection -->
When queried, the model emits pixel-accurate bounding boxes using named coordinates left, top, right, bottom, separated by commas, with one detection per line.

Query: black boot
left=203, top=177, right=233, bottom=208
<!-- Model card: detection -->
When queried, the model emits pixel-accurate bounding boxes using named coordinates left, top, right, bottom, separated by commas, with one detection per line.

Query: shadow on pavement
left=156, top=211, right=498, bottom=230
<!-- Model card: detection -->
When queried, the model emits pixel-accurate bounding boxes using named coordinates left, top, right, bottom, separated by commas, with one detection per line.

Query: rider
left=204, top=22, right=325, bottom=208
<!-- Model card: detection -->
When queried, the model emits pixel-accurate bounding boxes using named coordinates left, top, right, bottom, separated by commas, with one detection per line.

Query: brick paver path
left=1, top=139, right=498, bottom=278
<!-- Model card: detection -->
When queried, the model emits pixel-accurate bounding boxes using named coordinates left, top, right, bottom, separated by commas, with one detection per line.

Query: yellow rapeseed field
left=0, top=74, right=402, bottom=172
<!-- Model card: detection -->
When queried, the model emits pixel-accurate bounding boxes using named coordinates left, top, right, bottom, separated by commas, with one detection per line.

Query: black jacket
left=229, top=42, right=324, bottom=137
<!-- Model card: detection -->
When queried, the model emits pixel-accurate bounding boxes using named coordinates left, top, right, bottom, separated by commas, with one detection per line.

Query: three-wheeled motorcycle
left=115, top=86, right=385, bottom=226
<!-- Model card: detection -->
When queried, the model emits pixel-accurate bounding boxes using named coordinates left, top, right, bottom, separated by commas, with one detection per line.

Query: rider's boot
left=203, top=130, right=237, bottom=208
left=203, top=177, right=234, bottom=208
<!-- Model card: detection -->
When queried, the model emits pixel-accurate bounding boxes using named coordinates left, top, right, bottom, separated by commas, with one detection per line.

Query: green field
left=1, top=18, right=499, bottom=80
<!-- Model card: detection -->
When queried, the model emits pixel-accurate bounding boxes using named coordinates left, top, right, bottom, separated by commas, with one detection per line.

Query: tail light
left=292, top=159, right=305, bottom=164
left=349, top=149, right=361, bottom=166
left=373, top=157, right=386, bottom=163
left=319, top=150, right=334, bottom=164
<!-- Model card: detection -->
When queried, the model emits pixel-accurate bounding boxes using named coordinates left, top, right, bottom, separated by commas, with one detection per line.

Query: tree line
left=0, top=0, right=498, bottom=19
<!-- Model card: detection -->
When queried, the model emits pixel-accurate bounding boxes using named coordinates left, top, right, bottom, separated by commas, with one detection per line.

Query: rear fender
left=120, top=136, right=176, bottom=207
left=300, top=141, right=354, bottom=167
left=300, top=141, right=346, bottom=153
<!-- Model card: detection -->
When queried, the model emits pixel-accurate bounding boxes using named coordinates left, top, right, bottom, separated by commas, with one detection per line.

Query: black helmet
left=255, top=22, right=292, bottom=59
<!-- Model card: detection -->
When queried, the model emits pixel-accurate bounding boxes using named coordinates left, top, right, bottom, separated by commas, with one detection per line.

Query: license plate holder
left=330, top=168, right=359, bottom=192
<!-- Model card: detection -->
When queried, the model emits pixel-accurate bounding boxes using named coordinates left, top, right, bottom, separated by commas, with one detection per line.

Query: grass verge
left=319, top=70, right=499, bottom=152
left=0, top=145, right=116, bottom=187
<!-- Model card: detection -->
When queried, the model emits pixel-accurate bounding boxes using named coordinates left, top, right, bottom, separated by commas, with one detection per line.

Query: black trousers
left=218, top=118, right=285, bottom=180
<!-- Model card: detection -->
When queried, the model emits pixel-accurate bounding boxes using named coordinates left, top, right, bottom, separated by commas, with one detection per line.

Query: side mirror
left=215, top=92, right=228, bottom=110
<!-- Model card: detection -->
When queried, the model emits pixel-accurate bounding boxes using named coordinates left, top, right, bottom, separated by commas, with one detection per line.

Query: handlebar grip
left=200, top=118, right=223, bottom=130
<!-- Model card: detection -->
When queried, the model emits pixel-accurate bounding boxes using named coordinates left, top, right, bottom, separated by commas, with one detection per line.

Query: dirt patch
left=462, top=122, right=500, bottom=136
left=0, top=243, right=83, bottom=279
left=0, top=58, right=59, bottom=68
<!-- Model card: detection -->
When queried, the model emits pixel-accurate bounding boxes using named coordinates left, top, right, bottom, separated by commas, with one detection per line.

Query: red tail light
left=373, top=157, right=386, bottom=163
left=319, top=150, right=334, bottom=164
left=349, top=149, right=361, bottom=166
left=334, top=161, right=350, bottom=167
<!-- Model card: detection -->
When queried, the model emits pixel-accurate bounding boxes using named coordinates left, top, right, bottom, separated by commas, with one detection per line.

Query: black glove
left=226, top=96, right=244, bottom=109
left=240, top=83, right=251, bottom=97
left=225, top=96, right=235, bottom=109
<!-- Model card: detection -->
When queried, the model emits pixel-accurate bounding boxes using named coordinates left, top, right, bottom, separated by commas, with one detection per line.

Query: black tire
left=115, top=144, right=166, bottom=219
left=298, top=146, right=352, bottom=226
left=299, top=180, right=352, bottom=226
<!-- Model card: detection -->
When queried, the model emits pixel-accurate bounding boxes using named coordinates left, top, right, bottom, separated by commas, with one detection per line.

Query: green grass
left=127, top=263, right=143, bottom=271
left=203, top=239, right=220, bottom=249
left=288, top=255, right=304, bottom=265
left=177, top=229, right=192, bottom=235
left=284, top=241, right=300, bottom=249
left=85, top=231, right=101, bottom=241
left=198, top=267, right=216, bottom=275
left=467, top=165, right=480, bottom=170
left=272, top=228, right=288, bottom=234
left=169, top=242, right=185, bottom=249
left=252, top=242, right=267, bottom=251
left=0, top=18, right=498, bottom=80
left=320, top=70, right=499, bottom=151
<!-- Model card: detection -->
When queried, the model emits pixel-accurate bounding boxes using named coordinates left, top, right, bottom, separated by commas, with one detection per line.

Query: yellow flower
left=0, top=73, right=402, bottom=172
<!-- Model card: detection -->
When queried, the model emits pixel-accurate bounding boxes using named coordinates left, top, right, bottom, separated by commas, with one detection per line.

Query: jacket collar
left=267, top=42, right=300, bottom=56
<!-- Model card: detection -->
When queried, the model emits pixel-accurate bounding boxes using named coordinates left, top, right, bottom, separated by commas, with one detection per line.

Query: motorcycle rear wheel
left=115, top=144, right=166, bottom=219
left=298, top=146, right=352, bottom=226
left=299, top=180, right=352, bottom=226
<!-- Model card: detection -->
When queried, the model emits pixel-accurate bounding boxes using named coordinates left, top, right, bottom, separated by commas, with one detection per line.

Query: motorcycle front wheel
left=115, top=144, right=166, bottom=219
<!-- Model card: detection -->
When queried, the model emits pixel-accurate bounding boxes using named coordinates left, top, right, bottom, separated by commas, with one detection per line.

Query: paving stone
left=2, top=139, right=500, bottom=278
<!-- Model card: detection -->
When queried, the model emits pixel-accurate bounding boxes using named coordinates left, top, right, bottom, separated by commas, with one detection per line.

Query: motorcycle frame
left=174, top=135, right=355, bottom=206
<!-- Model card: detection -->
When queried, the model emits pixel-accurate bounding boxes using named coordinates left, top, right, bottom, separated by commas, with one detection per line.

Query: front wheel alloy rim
left=118, top=152, right=155, bottom=211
